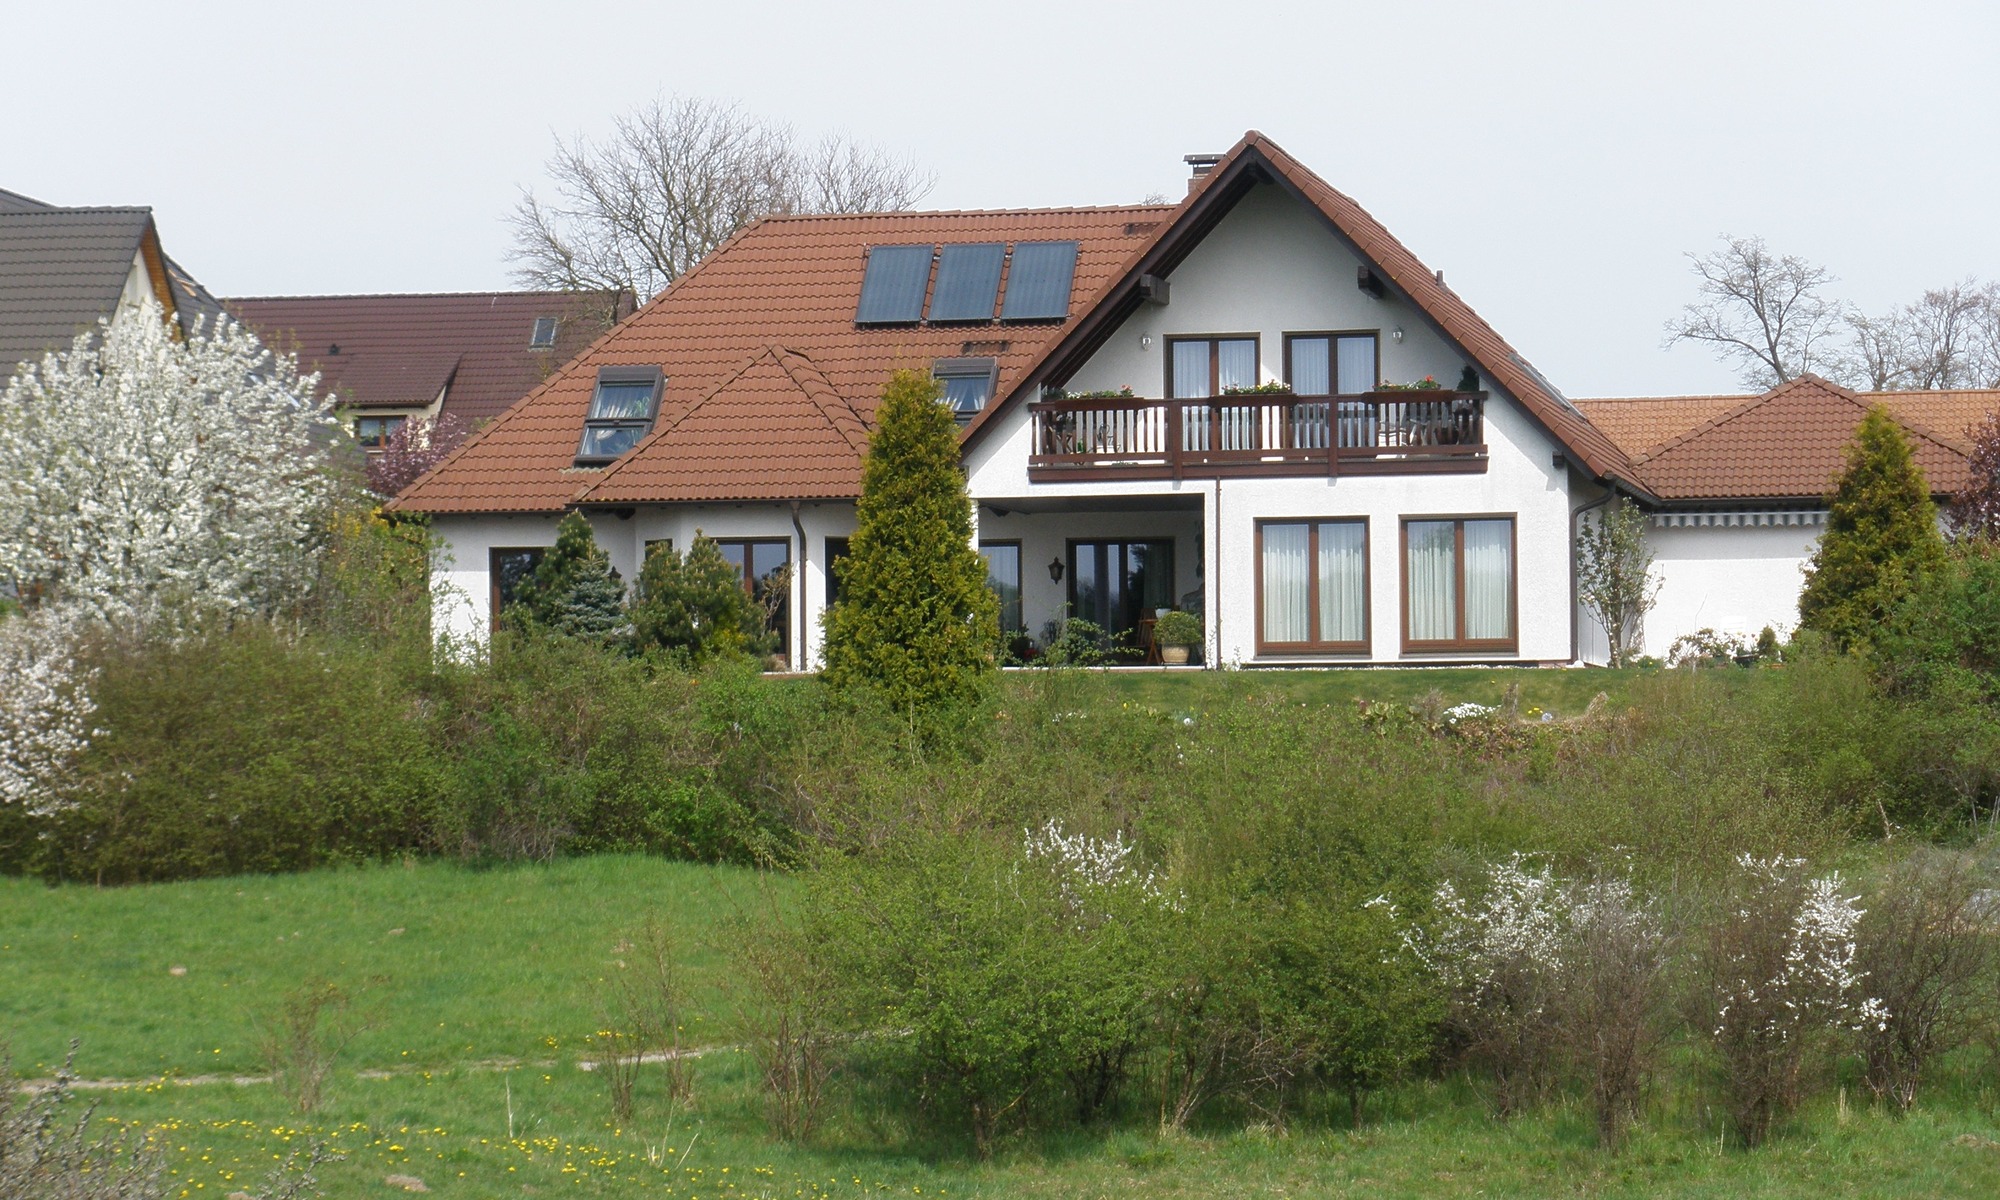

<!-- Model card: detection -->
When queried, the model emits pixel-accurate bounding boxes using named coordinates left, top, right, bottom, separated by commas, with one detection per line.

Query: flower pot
left=1160, top=645, right=1190, bottom=666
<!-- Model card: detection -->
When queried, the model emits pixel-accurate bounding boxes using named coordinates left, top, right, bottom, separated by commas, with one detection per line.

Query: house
left=389, top=131, right=1995, bottom=668
left=224, top=290, right=635, bottom=450
left=1576, top=376, right=1996, bottom=655
left=0, top=186, right=225, bottom=378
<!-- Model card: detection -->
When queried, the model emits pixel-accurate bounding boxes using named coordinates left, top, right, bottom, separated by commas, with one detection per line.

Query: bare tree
left=1664, top=235, right=1845, bottom=388
left=509, top=97, right=934, bottom=300
left=1575, top=497, right=1661, bottom=667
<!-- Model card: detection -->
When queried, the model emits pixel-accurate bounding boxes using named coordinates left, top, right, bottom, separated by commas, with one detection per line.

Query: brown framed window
left=1165, top=335, right=1259, bottom=398
left=713, top=538, right=792, bottom=661
left=355, top=414, right=406, bottom=449
left=489, top=546, right=546, bottom=629
left=1068, top=539, right=1174, bottom=645
left=1257, top=520, right=1369, bottom=653
left=824, top=537, right=851, bottom=609
left=575, top=366, right=664, bottom=465
left=979, top=541, right=1023, bottom=633
left=1401, top=516, right=1517, bottom=653
left=1283, top=332, right=1379, bottom=395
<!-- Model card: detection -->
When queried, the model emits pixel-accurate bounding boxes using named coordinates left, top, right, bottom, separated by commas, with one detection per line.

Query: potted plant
left=1153, top=609, right=1202, bottom=665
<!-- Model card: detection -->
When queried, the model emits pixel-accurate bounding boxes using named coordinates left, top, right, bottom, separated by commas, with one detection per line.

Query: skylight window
left=576, top=366, right=663, bottom=465
left=855, top=244, right=934, bottom=324
left=933, top=357, right=998, bottom=418
left=530, top=317, right=558, bottom=349
left=1000, top=241, right=1079, bottom=321
left=926, top=243, right=1005, bottom=322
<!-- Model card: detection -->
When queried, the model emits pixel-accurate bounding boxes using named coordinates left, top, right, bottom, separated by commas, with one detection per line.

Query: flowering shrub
left=0, top=608, right=96, bottom=817
left=1022, top=818, right=1164, bottom=916
left=1703, top=854, right=1885, bottom=1145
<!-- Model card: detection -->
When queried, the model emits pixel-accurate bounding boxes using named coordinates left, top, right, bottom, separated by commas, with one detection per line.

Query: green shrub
left=1799, top=406, right=1946, bottom=651
left=509, top=511, right=624, bottom=639
left=1152, top=609, right=1202, bottom=648
left=628, top=535, right=773, bottom=664
left=1877, top=542, right=2000, bottom=704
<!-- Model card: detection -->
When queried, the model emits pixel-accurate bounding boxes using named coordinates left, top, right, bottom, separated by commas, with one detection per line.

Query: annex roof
left=961, top=131, right=1636, bottom=486
left=391, top=204, right=1171, bottom=513
left=1596, top=375, right=1987, bottom=502
left=223, top=291, right=632, bottom=424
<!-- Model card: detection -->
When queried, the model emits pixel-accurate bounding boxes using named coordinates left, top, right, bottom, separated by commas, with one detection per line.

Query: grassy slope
left=8, top=857, right=2000, bottom=1198
left=1066, top=664, right=1665, bottom=716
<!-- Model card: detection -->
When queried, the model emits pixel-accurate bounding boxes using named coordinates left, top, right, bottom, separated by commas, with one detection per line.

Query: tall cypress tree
left=1798, top=406, right=1946, bottom=650
left=822, top=369, right=997, bottom=710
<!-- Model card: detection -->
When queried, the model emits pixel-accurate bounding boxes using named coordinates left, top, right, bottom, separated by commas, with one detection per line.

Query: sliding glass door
left=1068, top=540, right=1174, bottom=644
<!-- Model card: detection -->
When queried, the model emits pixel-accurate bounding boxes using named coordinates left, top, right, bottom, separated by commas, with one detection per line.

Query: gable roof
left=959, top=132, right=1635, bottom=486
left=391, top=204, right=1170, bottom=513
left=224, top=291, right=631, bottom=424
left=1600, top=374, right=1983, bottom=501
left=0, top=202, right=159, bottom=369
left=583, top=346, right=870, bottom=504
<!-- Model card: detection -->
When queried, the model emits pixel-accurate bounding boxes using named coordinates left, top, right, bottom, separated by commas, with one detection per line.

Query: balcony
left=1026, top=390, right=1487, bottom=481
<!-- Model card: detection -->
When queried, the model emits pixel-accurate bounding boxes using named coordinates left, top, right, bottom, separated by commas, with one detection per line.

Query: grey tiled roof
left=0, top=204, right=154, bottom=370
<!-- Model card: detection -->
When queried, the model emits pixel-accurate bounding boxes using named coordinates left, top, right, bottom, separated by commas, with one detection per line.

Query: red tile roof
left=1608, top=375, right=1984, bottom=501
left=223, top=291, right=631, bottom=424
left=392, top=206, right=1170, bottom=513
left=1572, top=395, right=1748, bottom=458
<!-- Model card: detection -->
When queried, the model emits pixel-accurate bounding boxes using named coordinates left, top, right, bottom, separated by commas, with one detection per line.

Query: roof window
left=855, top=244, right=934, bottom=324
left=575, top=365, right=664, bottom=465
left=530, top=317, right=558, bottom=349
left=1000, top=241, right=1080, bottom=322
left=933, top=357, right=998, bottom=418
left=926, top=243, right=1005, bottom=322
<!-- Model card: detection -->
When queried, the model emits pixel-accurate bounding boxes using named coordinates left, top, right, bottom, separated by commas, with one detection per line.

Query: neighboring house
left=0, top=186, right=225, bottom=378
left=389, top=131, right=1994, bottom=669
left=224, top=291, right=635, bottom=451
left=1576, top=377, right=1995, bottom=655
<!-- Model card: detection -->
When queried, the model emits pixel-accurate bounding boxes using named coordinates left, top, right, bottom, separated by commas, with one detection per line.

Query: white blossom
left=1022, top=819, right=1166, bottom=919
left=0, top=303, right=338, bottom=632
left=1712, top=854, right=1882, bottom=1042
left=0, top=607, right=97, bottom=815
left=1407, top=854, right=1570, bottom=993
left=1442, top=701, right=1495, bottom=725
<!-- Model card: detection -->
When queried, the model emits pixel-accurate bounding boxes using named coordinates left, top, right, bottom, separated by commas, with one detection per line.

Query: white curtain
left=1335, top=335, right=1377, bottom=395
left=1217, top=339, right=1257, bottom=390
left=1406, top=520, right=1457, bottom=641
left=1290, top=337, right=1331, bottom=394
left=1463, top=519, right=1513, bottom=640
left=1317, top=522, right=1366, bottom=644
left=1262, top=523, right=1311, bottom=643
left=1172, top=341, right=1210, bottom=398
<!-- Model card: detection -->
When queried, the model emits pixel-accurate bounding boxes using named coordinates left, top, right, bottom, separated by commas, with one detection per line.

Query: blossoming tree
left=0, top=302, right=337, bottom=631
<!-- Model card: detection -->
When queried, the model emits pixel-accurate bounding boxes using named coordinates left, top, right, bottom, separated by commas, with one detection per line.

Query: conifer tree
left=821, top=369, right=997, bottom=710
left=628, top=535, right=772, bottom=663
left=511, top=511, right=623, bottom=637
left=1798, top=406, right=1946, bottom=650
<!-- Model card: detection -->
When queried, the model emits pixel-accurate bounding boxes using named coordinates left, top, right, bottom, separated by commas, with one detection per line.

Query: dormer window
left=530, top=317, right=558, bottom=349
left=933, top=357, right=998, bottom=417
left=575, top=365, right=663, bottom=465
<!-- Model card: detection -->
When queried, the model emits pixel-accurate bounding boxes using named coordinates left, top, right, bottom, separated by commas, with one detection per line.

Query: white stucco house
left=389, top=132, right=1994, bottom=667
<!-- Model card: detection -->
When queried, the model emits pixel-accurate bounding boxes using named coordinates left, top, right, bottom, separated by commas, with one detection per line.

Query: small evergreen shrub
left=510, top=511, right=625, bottom=638
left=1799, top=407, right=1947, bottom=650
left=628, top=535, right=773, bottom=664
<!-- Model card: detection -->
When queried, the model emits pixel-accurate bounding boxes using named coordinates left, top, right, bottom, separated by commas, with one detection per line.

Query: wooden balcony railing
left=1026, top=391, right=1488, bottom=480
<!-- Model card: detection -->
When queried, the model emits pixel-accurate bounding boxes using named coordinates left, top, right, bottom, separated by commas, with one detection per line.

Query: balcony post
left=1167, top=400, right=1183, bottom=482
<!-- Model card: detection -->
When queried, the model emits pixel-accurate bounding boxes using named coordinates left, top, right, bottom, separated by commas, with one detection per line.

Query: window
left=823, top=537, right=851, bottom=610
left=1402, top=517, right=1516, bottom=652
left=927, top=243, right=1006, bottom=322
left=1167, top=336, right=1258, bottom=397
left=999, top=241, right=1080, bottom=321
left=932, top=357, right=997, bottom=416
left=980, top=541, right=1022, bottom=633
left=1068, top=540, right=1174, bottom=645
left=529, top=316, right=558, bottom=349
left=1258, top=520, right=1369, bottom=652
left=713, top=538, right=792, bottom=662
left=489, top=547, right=546, bottom=629
left=354, top=414, right=406, bottom=449
left=1284, top=332, right=1378, bottom=395
left=576, top=366, right=663, bottom=465
left=855, top=244, right=933, bottom=324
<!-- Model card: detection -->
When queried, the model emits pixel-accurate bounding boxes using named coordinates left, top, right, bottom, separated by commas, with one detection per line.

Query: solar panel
left=1000, top=241, right=1080, bottom=321
left=927, top=243, right=1006, bottom=322
left=855, top=244, right=933, bottom=324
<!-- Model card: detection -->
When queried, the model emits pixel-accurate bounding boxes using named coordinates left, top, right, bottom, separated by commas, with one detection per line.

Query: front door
left=1068, top=540, right=1174, bottom=650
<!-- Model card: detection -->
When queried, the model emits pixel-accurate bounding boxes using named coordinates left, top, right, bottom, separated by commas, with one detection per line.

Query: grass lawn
left=1049, top=663, right=1669, bottom=717
left=9, top=857, right=2000, bottom=1197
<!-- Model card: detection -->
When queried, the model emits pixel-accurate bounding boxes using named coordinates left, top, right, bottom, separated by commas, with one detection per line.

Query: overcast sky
left=8, top=0, right=1996, bottom=397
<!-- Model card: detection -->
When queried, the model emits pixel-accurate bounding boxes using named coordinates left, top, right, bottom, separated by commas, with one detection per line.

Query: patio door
left=1068, top=540, right=1174, bottom=645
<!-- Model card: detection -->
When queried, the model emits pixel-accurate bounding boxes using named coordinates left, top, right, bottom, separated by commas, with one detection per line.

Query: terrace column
left=1204, top=479, right=1221, bottom=669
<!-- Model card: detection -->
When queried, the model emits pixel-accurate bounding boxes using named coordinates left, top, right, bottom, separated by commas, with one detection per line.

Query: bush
left=628, top=535, right=773, bottom=664
left=1877, top=542, right=2000, bottom=704
left=1152, top=609, right=1202, bottom=648
left=510, top=510, right=625, bottom=639
left=1799, top=406, right=1946, bottom=651
left=0, top=1044, right=163, bottom=1199
left=1853, top=850, right=1992, bottom=1111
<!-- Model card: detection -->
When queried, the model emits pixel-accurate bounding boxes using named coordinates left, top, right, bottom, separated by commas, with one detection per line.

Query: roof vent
left=327, top=343, right=341, bottom=356
left=1183, top=153, right=1224, bottom=195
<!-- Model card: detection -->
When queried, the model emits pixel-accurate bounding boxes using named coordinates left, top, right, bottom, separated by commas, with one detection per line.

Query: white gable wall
left=1640, top=519, right=1820, bottom=657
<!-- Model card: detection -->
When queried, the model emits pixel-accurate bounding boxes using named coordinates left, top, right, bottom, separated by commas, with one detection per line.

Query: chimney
left=1184, top=153, right=1224, bottom=195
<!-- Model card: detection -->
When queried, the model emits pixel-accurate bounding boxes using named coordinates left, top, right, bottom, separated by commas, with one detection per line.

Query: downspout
left=1569, top=478, right=1618, bottom=665
left=790, top=501, right=808, bottom=672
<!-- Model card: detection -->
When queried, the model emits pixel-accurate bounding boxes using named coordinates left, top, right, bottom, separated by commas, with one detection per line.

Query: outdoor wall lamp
left=1048, top=558, right=1066, bottom=583
left=1391, top=326, right=1405, bottom=343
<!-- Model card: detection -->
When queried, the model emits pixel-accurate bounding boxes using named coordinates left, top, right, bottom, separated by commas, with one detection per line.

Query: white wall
left=965, top=180, right=1584, bottom=666
left=1641, top=518, right=1819, bottom=656
left=430, top=511, right=567, bottom=650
